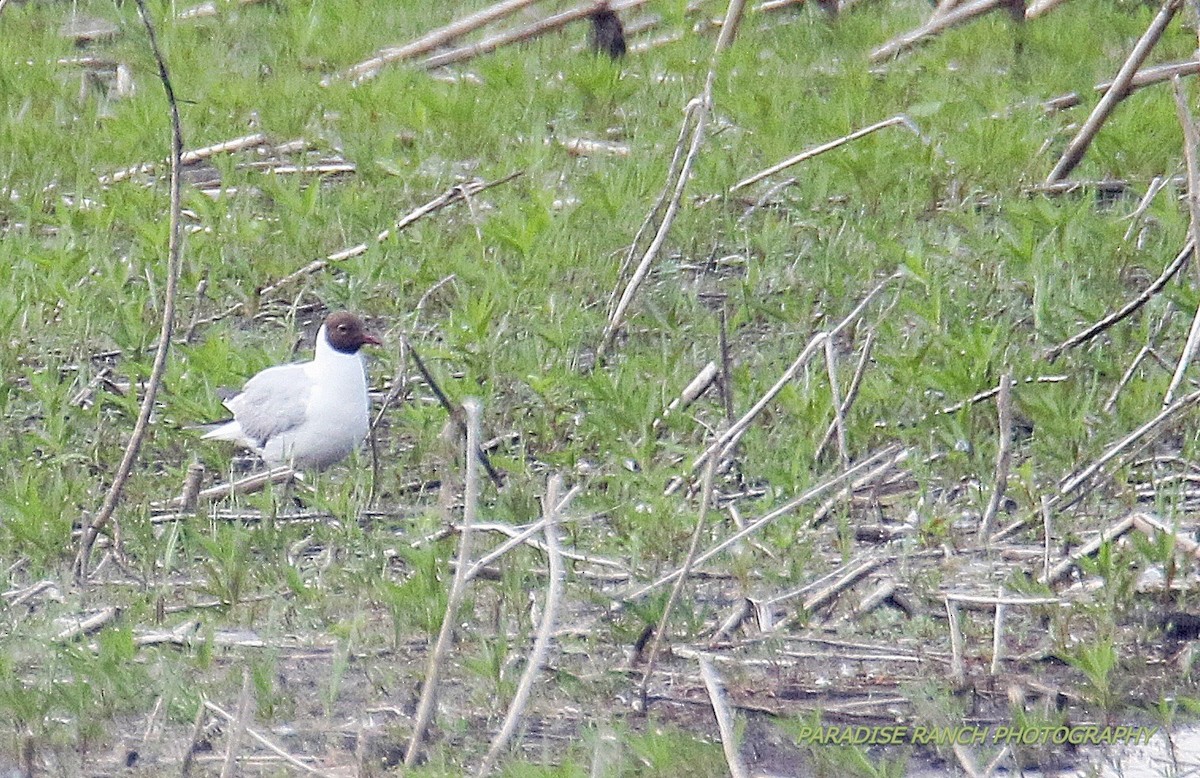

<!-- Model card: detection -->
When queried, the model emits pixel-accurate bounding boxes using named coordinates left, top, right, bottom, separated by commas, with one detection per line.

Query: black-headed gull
left=202, top=311, right=382, bottom=470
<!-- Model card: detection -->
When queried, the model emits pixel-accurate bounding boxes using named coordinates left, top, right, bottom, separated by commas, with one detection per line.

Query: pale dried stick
left=55, top=606, right=119, bottom=642
left=625, top=444, right=906, bottom=601
left=637, top=455, right=719, bottom=710
left=1038, top=515, right=1136, bottom=585
left=794, top=557, right=886, bottom=615
left=823, top=337, right=849, bottom=468
left=464, top=484, right=581, bottom=581
left=1104, top=307, right=1171, bottom=413
left=219, top=669, right=253, bottom=778
left=1041, top=495, right=1053, bottom=582
left=598, top=0, right=748, bottom=361
left=698, top=657, right=750, bottom=778
left=423, top=0, right=654, bottom=71
left=476, top=477, right=567, bottom=776
left=1122, top=175, right=1170, bottom=243
left=730, top=116, right=916, bottom=192
left=991, top=391, right=1200, bottom=542
left=99, top=132, right=267, bottom=185
left=690, top=273, right=899, bottom=473
left=1054, top=388, right=1200, bottom=505
left=600, top=99, right=708, bottom=360
left=1045, top=0, right=1181, bottom=184
left=870, top=0, right=1007, bottom=63
left=816, top=330, right=874, bottom=459
left=333, top=0, right=548, bottom=85
left=979, top=371, right=1013, bottom=541
left=157, top=466, right=298, bottom=510
left=176, top=0, right=269, bottom=21
left=1043, top=239, right=1193, bottom=361
left=653, top=362, right=719, bottom=431
left=1163, top=77, right=1200, bottom=406
left=1024, top=0, right=1072, bottom=17
left=1131, top=511, right=1200, bottom=559
left=75, top=0, right=183, bottom=580
left=1046, top=61, right=1200, bottom=113
left=946, top=598, right=966, bottom=686
left=204, top=700, right=332, bottom=777
left=260, top=173, right=521, bottom=298
left=608, top=108, right=698, bottom=320
left=991, top=598, right=1006, bottom=675
left=405, top=398, right=483, bottom=766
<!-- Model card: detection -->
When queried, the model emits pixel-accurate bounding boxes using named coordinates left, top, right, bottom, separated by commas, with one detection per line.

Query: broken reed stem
left=405, top=399, right=484, bottom=767
left=822, top=336, right=850, bottom=469
left=691, top=273, right=899, bottom=474
left=816, top=330, right=874, bottom=460
left=75, top=0, right=184, bottom=580
left=608, top=107, right=698, bottom=321
left=979, top=371, right=1013, bottom=542
left=598, top=0, right=748, bottom=361
left=991, top=390, right=1200, bottom=543
left=464, top=483, right=581, bottom=581
left=637, top=454, right=719, bottom=711
left=991, top=599, right=1006, bottom=675
left=1045, top=59, right=1200, bottom=113
left=1039, top=515, right=1136, bottom=585
left=423, top=0, right=652, bottom=71
left=1045, top=0, right=1181, bottom=184
left=159, top=466, right=297, bottom=510
left=698, top=657, right=750, bottom=778
left=219, top=669, right=254, bottom=778
left=1164, top=77, right=1200, bottom=406
left=1043, top=239, right=1193, bottom=361
left=261, top=173, right=521, bottom=299
left=333, top=0, right=548, bottom=84
left=405, top=335, right=505, bottom=488
left=627, top=444, right=906, bottom=602
left=204, top=700, right=331, bottom=777
left=476, top=476, right=567, bottom=777
left=946, top=598, right=966, bottom=686
left=1054, top=387, right=1200, bottom=506
left=99, top=132, right=267, bottom=185
left=870, top=0, right=1006, bottom=62
left=730, top=115, right=916, bottom=192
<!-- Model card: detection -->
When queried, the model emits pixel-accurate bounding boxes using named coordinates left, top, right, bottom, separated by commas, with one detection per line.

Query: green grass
left=3, top=0, right=1200, bottom=772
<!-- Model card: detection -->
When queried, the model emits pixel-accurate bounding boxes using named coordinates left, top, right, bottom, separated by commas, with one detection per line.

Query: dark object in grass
left=1160, top=611, right=1200, bottom=640
left=589, top=5, right=626, bottom=60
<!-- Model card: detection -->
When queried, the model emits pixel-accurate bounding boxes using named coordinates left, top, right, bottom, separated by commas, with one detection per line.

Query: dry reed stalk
left=628, top=444, right=907, bottom=601
left=204, top=699, right=332, bottom=776
left=816, top=330, right=874, bottom=459
left=636, top=454, right=720, bottom=710
left=1045, top=0, right=1181, bottom=184
left=730, top=116, right=916, bottom=192
left=1043, top=239, right=1194, bottom=361
left=422, top=0, right=654, bottom=71
left=870, top=0, right=1007, bottom=63
left=690, top=273, right=899, bottom=474
left=405, top=399, right=484, bottom=766
left=1163, top=77, right=1200, bottom=406
left=598, top=0, right=748, bottom=361
left=76, top=0, right=184, bottom=579
left=979, top=371, right=1013, bottom=541
left=1038, top=515, right=1136, bottom=584
left=333, top=0, right=548, bottom=84
left=698, top=657, right=750, bottom=778
left=476, top=476, right=568, bottom=776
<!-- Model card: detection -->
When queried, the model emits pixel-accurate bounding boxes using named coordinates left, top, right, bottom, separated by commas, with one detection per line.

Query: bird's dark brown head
left=323, top=311, right=382, bottom=354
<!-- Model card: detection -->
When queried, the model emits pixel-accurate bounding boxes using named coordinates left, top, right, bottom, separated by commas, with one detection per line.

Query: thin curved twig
left=75, top=0, right=183, bottom=580
left=405, top=399, right=483, bottom=766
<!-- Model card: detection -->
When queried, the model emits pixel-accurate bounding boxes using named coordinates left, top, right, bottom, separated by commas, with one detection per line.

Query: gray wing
left=224, top=363, right=311, bottom=447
